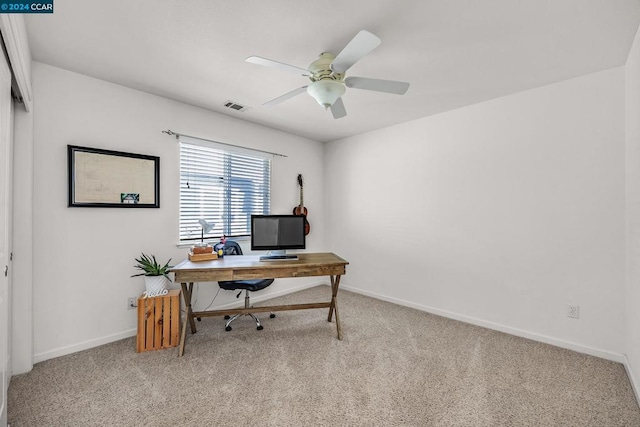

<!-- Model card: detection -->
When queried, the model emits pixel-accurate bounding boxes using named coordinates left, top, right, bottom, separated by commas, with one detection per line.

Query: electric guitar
left=293, top=174, right=310, bottom=235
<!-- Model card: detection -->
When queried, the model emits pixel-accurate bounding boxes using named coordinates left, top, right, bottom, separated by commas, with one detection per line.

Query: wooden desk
left=170, top=252, right=349, bottom=356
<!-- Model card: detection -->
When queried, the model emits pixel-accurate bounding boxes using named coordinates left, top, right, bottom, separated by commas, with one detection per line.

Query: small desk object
left=170, top=252, right=349, bottom=356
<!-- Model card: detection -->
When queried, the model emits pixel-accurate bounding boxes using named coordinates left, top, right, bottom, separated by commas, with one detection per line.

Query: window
left=179, top=136, right=271, bottom=243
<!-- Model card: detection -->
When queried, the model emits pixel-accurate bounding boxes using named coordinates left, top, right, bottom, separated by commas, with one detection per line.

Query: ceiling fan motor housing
left=308, top=52, right=344, bottom=82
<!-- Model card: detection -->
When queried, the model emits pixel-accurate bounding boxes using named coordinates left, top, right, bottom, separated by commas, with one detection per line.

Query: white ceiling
left=25, top=0, right=640, bottom=142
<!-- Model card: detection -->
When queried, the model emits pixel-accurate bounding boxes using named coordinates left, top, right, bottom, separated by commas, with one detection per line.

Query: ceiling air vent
left=223, top=101, right=250, bottom=112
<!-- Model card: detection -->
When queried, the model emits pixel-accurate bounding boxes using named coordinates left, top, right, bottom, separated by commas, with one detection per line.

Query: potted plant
left=132, top=253, right=173, bottom=295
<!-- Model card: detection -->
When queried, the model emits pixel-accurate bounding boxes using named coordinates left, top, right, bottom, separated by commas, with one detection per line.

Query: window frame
left=178, top=136, right=271, bottom=244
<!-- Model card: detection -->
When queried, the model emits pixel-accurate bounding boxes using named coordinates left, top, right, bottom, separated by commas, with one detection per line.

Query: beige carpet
left=8, top=286, right=640, bottom=426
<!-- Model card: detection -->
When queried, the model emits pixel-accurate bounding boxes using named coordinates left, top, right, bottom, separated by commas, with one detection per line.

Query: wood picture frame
left=68, top=145, right=160, bottom=208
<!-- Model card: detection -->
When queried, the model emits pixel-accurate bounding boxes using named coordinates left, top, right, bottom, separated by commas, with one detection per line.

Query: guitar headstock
left=297, top=173, right=304, bottom=187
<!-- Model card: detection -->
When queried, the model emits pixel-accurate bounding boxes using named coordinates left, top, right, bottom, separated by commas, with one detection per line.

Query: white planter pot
left=144, top=275, right=169, bottom=295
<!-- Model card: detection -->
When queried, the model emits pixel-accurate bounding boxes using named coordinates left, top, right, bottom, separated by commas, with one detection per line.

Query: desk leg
left=182, top=282, right=197, bottom=334
left=178, top=282, right=196, bottom=357
left=328, top=275, right=336, bottom=321
left=327, top=275, right=343, bottom=340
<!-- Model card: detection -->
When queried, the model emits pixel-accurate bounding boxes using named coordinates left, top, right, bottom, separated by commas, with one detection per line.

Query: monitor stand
left=259, top=250, right=299, bottom=262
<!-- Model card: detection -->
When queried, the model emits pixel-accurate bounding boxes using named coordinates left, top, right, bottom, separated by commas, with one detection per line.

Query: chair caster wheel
left=225, top=326, right=232, bottom=332
left=257, top=325, right=264, bottom=331
left=270, top=313, right=276, bottom=318
left=197, top=317, right=201, bottom=322
left=224, top=315, right=230, bottom=320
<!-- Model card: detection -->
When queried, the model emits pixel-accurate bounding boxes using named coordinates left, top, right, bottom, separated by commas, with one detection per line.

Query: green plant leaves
left=131, top=253, right=173, bottom=281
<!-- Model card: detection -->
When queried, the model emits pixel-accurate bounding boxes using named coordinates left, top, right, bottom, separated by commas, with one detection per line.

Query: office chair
left=217, top=240, right=275, bottom=331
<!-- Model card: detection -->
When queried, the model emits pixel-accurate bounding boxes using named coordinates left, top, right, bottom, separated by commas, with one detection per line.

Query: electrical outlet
left=127, top=297, right=137, bottom=310
left=567, top=304, right=579, bottom=319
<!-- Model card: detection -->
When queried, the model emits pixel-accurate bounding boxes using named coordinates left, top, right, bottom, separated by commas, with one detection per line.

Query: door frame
left=0, top=32, right=12, bottom=426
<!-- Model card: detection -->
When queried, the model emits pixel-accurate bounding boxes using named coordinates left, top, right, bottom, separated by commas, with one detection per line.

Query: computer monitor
left=251, top=215, right=306, bottom=260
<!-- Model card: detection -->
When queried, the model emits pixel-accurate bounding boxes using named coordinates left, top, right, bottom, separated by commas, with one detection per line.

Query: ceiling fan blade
left=331, top=30, right=381, bottom=74
left=330, top=97, right=347, bottom=119
left=246, top=56, right=311, bottom=77
left=344, top=76, right=409, bottom=95
left=263, top=86, right=308, bottom=106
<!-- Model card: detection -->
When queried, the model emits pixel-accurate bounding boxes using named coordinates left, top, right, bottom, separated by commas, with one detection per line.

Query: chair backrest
left=221, top=240, right=242, bottom=256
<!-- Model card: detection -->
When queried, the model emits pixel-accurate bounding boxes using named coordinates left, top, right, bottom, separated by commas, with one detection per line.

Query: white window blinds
left=179, top=136, right=271, bottom=242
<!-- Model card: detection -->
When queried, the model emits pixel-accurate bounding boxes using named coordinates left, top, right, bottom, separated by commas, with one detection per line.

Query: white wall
left=625, top=22, right=640, bottom=399
left=29, top=62, right=325, bottom=362
left=325, top=67, right=626, bottom=360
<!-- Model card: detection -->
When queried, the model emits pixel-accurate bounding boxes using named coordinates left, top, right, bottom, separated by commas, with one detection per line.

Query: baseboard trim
left=623, top=355, right=640, bottom=405
left=34, top=329, right=137, bottom=364
left=34, top=281, right=623, bottom=366
left=33, top=280, right=328, bottom=364
left=341, top=285, right=625, bottom=363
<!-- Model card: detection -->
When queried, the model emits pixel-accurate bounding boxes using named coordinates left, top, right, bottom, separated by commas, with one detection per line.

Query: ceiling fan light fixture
left=307, top=80, right=346, bottom=109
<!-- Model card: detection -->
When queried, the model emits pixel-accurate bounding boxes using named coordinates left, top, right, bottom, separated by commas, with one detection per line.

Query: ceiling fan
left=246, top=30, right=410, bottom=119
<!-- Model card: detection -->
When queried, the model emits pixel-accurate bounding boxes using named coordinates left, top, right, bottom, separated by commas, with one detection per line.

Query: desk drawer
left=228, top=265, right=345, bottom=280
